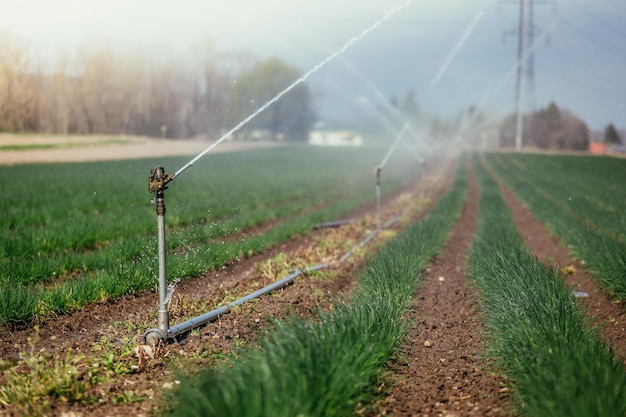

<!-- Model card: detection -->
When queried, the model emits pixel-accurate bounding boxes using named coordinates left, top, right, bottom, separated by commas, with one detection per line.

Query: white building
left=308, top=129, right=363, bottom=147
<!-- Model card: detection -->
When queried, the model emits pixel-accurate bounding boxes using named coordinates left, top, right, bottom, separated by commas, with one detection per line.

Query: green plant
left=487, top=152, right=626, bottom=299
left=0, top=330, right=90, bottom=416
left=112, top=390, right=148, bottom=404
left=161, top=156, right=469, bottom=417
left=1, top=146, right=424, bottom=326
left=469, top=155, right=626, bottom=416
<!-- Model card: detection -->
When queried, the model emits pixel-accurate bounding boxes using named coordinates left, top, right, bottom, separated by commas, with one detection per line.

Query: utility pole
left=503, top=0, right=528, bottom=150
left=526, top=1, right=556, bottom=112
left=503, top=0, right=556, bottom=150
left=514, top=0, right=526, bottom=151
left=526, top=0, right=536, bottom=113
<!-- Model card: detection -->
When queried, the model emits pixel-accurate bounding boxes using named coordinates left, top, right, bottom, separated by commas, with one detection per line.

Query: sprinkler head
left=149, top=166, right=172, bottom=193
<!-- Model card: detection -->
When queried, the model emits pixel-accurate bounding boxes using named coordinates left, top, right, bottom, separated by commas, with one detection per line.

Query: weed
left=113, top=390, right=147, bottom=404
left=169, top=294, right=212, bottom=320
left=0, top=330, right=90, bottom=416
left=256, top=252, right=295, bottom=279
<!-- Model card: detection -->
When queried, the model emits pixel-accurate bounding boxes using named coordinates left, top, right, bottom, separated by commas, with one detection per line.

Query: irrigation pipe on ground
left=145, top=211, right=403, bottom=344
left=313, top=218, right=357, bottom=229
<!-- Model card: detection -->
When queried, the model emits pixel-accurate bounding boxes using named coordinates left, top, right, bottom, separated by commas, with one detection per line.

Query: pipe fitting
left=158, top=309, right=170, bottom=332
left=143, top=328, right=169, bottom=345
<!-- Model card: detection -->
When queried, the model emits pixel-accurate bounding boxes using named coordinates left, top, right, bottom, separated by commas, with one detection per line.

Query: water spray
left=140, top=0, right=415, bottom=344
left=429, top=11, right=484, bottom=88
left=169, top=0, right=414, bottom=184
left=353, top=90, right=433, bottom=158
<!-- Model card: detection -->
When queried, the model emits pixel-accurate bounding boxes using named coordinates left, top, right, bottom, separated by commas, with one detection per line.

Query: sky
left=1, top=0, right=625, bottom=131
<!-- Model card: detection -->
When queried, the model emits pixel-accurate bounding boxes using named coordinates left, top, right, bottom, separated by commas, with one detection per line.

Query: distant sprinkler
left=375, top=166, right=383, bottom=229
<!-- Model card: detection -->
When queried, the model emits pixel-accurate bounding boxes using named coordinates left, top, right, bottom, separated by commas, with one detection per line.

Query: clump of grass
left=0, top=324, right=171, bottom=416
left=0, top=284, right=39, bottom=328
left=470, top=156, right=626, bottom=416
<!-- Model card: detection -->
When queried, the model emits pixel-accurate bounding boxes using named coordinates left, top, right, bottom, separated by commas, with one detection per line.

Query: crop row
left=0, top=145, right=423, bottom=327
left=470, top=155, right=626, bottom=416
left=163, top=155, right=469, bottom=417
left=491, top=153, right=626, bottom=241
left=486, top=153, right=626, bottom=299
left=2, top=147, right=404, bottom=273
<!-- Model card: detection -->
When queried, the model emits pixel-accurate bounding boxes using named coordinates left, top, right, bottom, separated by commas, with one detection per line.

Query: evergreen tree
left=604, top=123, right=622, bottom=145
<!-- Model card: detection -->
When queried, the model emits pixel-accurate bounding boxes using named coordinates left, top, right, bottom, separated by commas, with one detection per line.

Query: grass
left=161, top=155, right=468, bottom=417
left=469, top=154, right=626, bottom=417
left=0, top=323, right=156, bottom=416
left=486, top=152, right=626, bottom=300
left=0, top=329, right=90, bottom=416
left=0, top=144, right=423, bottom=326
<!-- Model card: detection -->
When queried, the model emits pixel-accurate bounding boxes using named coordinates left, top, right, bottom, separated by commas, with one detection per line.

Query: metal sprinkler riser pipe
left=156, top=212, right=169, bottom=332
left=145, top=165, right=173, bottom=342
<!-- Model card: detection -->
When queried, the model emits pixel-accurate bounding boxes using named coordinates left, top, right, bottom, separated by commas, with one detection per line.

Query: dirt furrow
left=369, top=167, right=513, bottom=417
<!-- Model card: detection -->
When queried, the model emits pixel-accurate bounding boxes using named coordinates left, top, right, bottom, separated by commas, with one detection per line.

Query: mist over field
left=0, top=0, right=624, bottom=153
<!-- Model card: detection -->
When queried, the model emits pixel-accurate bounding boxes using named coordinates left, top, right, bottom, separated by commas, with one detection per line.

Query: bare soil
left=0, top=134, right=281, bottom=165
left=366, top=166, right=514, bottom=417
left=1, top=147, right=625, bottom=417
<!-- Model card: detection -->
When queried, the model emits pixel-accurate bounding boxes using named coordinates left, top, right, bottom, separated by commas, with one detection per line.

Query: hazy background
left=1, top=0, right=624, bottom=131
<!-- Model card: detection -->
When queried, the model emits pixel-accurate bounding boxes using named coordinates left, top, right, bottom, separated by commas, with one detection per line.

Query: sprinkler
left=375, top=166, right=383, bottom=229
left=135, top=2, right=416, bottom=345
left=373, top=121, right=410, bottom=231
left=144, top=166, right=173, bottom=344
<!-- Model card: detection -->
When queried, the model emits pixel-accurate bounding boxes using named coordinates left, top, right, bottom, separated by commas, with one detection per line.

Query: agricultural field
left=487, top=153, right=626, bottom=299
left=470, top=156, right=626, bottom=416
left=0, top=141, right=423, bottom=327
left=1, top=142, right=625, bottom=417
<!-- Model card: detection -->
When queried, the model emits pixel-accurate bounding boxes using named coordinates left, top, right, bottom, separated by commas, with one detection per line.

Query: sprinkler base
left=143, top=328, right=169, bottom=345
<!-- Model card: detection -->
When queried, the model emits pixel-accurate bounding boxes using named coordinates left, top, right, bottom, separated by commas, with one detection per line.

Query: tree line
left=499, top=102, right=590, bottom=151
left=0, top=34, right=315, bottom=139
